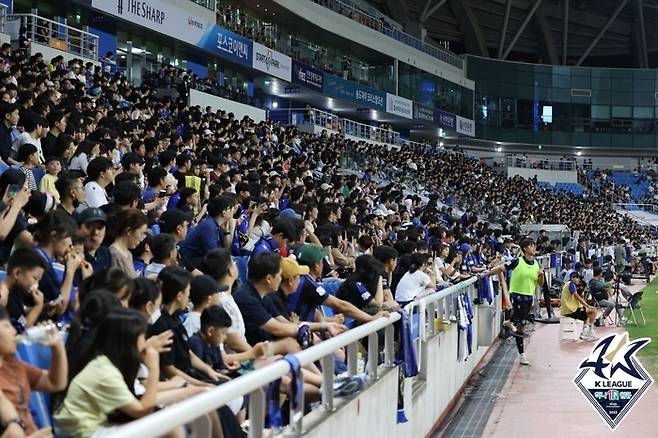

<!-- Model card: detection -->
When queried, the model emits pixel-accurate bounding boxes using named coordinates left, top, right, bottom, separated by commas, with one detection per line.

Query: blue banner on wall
left=435, top=109, right=457, bottom=131
left=323, top=74, right=385, bottom=110
left=197, top=26, right=252, bottom=67
left=291, top=60, right=323, bottom=93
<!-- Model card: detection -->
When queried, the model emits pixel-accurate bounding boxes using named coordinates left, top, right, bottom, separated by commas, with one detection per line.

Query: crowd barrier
left=107, top=276, right=501, bottom=437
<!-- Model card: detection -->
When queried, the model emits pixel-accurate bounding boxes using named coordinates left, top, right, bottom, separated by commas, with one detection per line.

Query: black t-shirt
left=41, top=132, right=57, bottom=159
left=233, top=281, right=274, bottom=346
left=6, top=289, right=26, bottom=332
left=264, top=290, right=292, bottom=320
left=336, top=280, right=374, bottom=310
left=148, top=308, right=192, bottom=371
left=290, top=275, right=329, bottom=322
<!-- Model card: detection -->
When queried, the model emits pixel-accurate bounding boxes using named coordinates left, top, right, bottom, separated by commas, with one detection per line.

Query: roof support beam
left=576, top=0, right=631, bottom=66
left=420, top=0, right=448, bottom=23
left=533, top=5, right=559, bottom=64
left=637, top=0, right=648, bottom=68
left=501, top=0, right=545, bottom=60
left=562, top=0, right=569, bottom=64
left=497, top=0, right=513, bottom=59
left=448, top=0, right=488, bottom=56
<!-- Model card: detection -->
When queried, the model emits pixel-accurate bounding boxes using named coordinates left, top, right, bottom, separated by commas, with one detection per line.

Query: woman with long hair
left=336, top=254, right=396, bottom=311
left=394, top=252, right=437, bottom=308
left=69, top=140, right=100, bottom=175
left=54, top=307, right=169, bottom=437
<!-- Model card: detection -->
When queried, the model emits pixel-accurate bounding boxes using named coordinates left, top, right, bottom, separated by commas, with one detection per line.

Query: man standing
left=505, top=239, right=544, bottom=365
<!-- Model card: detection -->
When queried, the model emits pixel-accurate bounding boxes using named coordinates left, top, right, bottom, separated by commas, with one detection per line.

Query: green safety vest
left=508, top=256, right=540, bottom=296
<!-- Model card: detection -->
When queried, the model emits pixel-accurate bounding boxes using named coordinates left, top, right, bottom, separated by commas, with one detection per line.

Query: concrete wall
left=303, top=296, right=501, bottom=437
left=508, top=166, right=578, bottom=184
left=273, top=0, right=473, bottom=91
left=29, top=42, right=100, bottom=67
left=188, top=89, right=266, bottom=123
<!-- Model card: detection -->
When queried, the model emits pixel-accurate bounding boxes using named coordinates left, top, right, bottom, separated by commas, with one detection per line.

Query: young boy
left=40, top=156, right=61, bottom=202
left=0, top=305, right=67, bottom=436
left=16, top=143, right=39, bottom=191
left=149, top=266, right=226, bottom=385
left=182, top=274, right=226, bottom=338
left=188, top=305, right=266, bottom=422
left=0, top=248, right=48, bottom=332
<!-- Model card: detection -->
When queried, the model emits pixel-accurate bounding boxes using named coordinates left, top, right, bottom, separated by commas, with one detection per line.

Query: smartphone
left=7, top=184, right=22, bottom=199
left=158, top=190, right=168, bottom=198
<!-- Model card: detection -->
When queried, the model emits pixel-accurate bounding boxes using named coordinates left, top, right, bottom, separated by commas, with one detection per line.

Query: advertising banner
left=456, top=116, right=475, bottom=137
left=435, top=109, right=456, bottom=131
left=413, top=103, right=435, bottom=123
left=323, top=74, right=385, bottom=110
left=252, top=42, right=292, bottom=82
left=291, top=60, right=323, bottom=92
left=197, top=26, right=252, bottom=67
left=386, top=93, right=413, bottom=119
left=92, top=0, right=208, bottom=46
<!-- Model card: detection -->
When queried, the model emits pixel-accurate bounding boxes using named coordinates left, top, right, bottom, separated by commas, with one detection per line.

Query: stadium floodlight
left=576, top=151, right=582, bottom=156
left=496, top=147, right=503, bottom=152
left=272, top=101, right=278, bottom=108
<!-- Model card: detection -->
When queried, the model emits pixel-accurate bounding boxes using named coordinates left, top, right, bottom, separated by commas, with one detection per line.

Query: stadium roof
left=367, top=0, right=658, bottom=68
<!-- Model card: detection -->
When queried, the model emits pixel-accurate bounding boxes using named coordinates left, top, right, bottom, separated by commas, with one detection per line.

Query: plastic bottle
left=17, top=324, right=55, bottom=344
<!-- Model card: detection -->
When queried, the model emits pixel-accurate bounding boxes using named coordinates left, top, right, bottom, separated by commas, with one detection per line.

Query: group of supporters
left=0, top=43, right=652, bottom=438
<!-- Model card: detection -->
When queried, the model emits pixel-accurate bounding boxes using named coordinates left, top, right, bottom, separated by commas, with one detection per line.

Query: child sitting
left=182, top=274, right=225, bottom=338
left=17, top=144, right=39, bottom=191
left=40, top=156, right=62, bottom=202
left=0, top=248, right=48, bottom=331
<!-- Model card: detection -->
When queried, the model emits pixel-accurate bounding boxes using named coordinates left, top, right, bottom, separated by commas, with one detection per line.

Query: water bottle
left=17, top=324, right=55, bottom=344
left=356, top=351, right=365, bottom=374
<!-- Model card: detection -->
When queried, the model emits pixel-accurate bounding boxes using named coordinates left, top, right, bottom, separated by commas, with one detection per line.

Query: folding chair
left=592, top=298, right=615, bottom=326
left=620, top=291, right=646, bottom=326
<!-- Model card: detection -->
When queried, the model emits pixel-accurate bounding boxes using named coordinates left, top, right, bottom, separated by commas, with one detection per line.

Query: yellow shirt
left=39, top=174, right=59, bottom=203
left=560, top=281, right=581, bottom=315
left=54, top=355, right=136, bottom=438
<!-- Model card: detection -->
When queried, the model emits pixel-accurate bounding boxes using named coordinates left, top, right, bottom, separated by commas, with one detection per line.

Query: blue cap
left=280, top=208, right=301, bottom=220
left=459, top=243, right=472, bottom=253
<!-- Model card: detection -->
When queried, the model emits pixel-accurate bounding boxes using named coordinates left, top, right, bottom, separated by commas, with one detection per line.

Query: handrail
left=507, top=156, right=577, bottom=171
left=110, top=312, right=401, bottom=437
left=0, top=4, right=7, bottom=34
left=9, top=13, right=99, bottom=60
left=310, top=0, right=463, bottom=69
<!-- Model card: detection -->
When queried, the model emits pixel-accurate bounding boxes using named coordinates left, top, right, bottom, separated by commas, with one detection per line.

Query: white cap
left=320, top=183, right=333, bottom=191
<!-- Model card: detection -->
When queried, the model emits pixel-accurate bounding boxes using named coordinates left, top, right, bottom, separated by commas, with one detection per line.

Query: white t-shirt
left=395, top=270, right=431, bottom=303
left=219, top=292, right=245, bottom=338
left=84, top=181, right=108, bottom=208
left=183, top=311, right=201, bottom=338
left=245, top=221, right=271, bottom=251
left=15, top=132, right=43, bottom=163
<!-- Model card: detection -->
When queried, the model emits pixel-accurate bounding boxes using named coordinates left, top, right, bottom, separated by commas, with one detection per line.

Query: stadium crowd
left=0, top=44, right=653, bottom=438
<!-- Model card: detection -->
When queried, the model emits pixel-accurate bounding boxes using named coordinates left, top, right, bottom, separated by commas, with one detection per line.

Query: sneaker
left=586, top=330, right=600, bottom=341
left=519, top=354, right=530, bottom=365
left=502, top=320, right=517, bottom=333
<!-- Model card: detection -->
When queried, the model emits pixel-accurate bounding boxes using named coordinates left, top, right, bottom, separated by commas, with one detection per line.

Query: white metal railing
left=0, top=4, right=7, bottom=34
left=310, top=0, right=463, bottom=69
left=9, top=13, right=99, bottom=60
left=110, top=312, right=400, bottom=438
left=507, top=156, right=577, bottom=171
left=341, top=117, right=400, bottom=146
left=614, top=202, right=658, bottom=213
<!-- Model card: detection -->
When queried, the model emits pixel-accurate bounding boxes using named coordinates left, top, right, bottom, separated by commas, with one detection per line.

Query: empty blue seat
left=16, top=343, right=53, bottom=428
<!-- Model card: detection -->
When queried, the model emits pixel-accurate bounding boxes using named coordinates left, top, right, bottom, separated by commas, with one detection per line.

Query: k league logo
left=574, top=332, right=652, bottom=429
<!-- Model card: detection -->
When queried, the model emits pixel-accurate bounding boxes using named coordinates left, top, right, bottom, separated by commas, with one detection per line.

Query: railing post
left=347, top=341, right=357, bottom=376
left=321, top=355, right=335, bottom=411
left=367, top=332, right=378, bottom=379
left=248, top=387, right=265, bottom=438
left=289, top=384, right=304, bottom=436
left=384, top=323, right=395, bottom=367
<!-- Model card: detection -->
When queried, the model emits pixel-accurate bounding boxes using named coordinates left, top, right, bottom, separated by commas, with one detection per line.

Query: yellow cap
left=280, top=257, right=310, bottom=279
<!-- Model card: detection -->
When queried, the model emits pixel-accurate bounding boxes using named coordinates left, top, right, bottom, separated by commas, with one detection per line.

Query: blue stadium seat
left=32, top=168, right=46, bottom=188
left=234, top=256, right=249, bottom=285
left=16, top=343, right=53, bottom=428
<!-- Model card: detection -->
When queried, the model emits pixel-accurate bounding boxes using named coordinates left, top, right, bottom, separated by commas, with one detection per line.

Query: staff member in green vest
left=505, top=238, right=544, bottom=366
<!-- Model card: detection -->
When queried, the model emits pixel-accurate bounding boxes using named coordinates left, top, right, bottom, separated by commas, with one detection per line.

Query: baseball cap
left=320, top=183, right=333, bottom=191
left=459, top=243, right=472, bottom=253
left=76, top=207, right=107, bottom=225
left=190, top=275, right=228, bottom=306
left=280, top=208, right=301, bottom=220
left=159, top=208, right=193, bottom=234
left=570, top=271, right=582, bottom=279
left=296, top=244, right=329, bottom=265
left=280, top=257, right=310, bottom=279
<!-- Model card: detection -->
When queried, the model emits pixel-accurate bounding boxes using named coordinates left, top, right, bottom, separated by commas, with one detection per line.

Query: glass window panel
left=633, top=107, right=653, bottom=118
left=611, top=106, right=631, bottom=118
left=592, top=105, right=610, bottom=119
